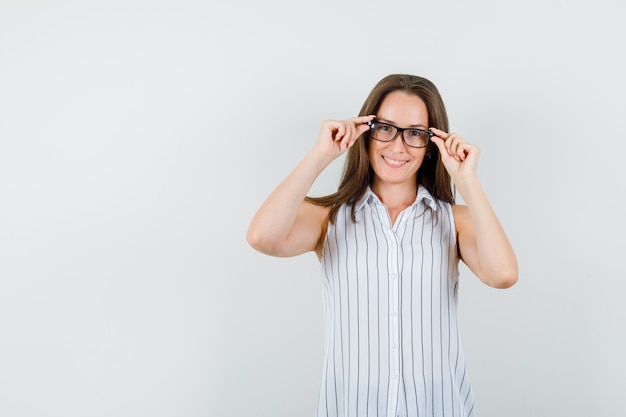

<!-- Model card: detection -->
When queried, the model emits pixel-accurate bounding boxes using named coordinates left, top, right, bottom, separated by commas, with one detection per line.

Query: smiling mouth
left=383, top=156, right=408, bottom=167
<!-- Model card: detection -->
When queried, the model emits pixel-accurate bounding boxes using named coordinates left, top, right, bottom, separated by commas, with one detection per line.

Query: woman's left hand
left=430, top=127, right=480, bottom=182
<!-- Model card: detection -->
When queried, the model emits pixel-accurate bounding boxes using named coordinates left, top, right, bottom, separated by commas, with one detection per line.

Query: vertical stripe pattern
left=317, top=187, right=476, bottom=417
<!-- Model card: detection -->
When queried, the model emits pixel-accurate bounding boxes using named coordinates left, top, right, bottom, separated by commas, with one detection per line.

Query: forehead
left=378, top=91, right=428, bottom=125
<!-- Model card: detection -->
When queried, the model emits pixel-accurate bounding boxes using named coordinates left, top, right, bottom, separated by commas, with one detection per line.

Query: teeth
left=383, top=156, right=406, bottom=166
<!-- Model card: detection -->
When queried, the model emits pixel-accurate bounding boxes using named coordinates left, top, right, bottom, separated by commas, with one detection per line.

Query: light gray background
left=1, top=0, right=625, bottom=416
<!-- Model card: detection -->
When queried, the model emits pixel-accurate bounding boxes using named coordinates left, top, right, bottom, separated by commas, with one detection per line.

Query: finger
left=351, top=115, right=376, bottom=130
left=456, top=142, right=474, bottom=161
left=430, top=128, right=457, bottom=157
left=355, top=120, right=372, bottom=136
left=341, top=124, right=354, bottom=149
left=450, top=136, right=475, bottom=162
left=430, top=135, right=450, bottom=158
left=446, top=134, right=459, bottom=158
left=451, top=136, right=468, bottom=159
left=446, top=133, right=464, bottom=161
left=324, top=120, right=342, bottom=139
left=345, top=116, right=375, bottom=147
left=351, top=114, right=376, bottom=124
left=430, top=127, right=449, bottom=139
left=343, top=122, right=368, bottom=149
left=334, top=124, right=346, bottom=142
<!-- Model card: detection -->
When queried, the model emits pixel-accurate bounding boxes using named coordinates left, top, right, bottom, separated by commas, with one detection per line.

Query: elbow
left=491, top=273, right=518, bottom=289
left=246, top=226, right=281, bottom=255
left=246, top=227, right=269, bottom=253
left=486, top=266, right=518, bottom=289
left=478, top=253, right=519, bottom=289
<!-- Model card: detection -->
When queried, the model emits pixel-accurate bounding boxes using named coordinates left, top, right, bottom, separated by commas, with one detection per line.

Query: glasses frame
left=367, top=120, right=434, bottom=149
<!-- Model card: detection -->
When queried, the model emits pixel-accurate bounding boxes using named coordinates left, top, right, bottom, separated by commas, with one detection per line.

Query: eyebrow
left=376, top=118, right=428, bottom=129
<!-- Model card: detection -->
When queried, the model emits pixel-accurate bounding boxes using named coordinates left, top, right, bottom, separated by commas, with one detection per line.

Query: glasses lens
left=370, top=122, right=397, bottom=142
left=403, top=129, right=430, bottom=148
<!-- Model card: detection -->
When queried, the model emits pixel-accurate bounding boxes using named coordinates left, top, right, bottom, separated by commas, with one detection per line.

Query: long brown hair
left=307, top=74, right=454, bottom=223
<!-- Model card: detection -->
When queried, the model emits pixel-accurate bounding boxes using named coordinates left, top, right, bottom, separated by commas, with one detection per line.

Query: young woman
left=247, top=74, right=518, bottom=417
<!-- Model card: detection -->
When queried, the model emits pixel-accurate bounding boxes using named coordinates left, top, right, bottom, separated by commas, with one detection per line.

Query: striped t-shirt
left=317, top=186, right=475, bottom=417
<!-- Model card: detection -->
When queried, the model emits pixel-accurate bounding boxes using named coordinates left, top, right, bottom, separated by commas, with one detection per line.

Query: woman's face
left=368, top=90, right=429, bottom=190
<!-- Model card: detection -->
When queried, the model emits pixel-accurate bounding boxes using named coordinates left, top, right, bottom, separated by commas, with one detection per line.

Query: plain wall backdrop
left=1, top=0, right=625, bottom=416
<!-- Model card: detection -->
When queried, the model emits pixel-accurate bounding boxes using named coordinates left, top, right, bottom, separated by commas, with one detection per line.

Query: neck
left=371, top=181, right=418, bottom=210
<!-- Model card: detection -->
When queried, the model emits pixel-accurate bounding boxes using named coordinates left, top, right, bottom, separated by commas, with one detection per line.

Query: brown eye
left=375, top=123, right=392, bottom=133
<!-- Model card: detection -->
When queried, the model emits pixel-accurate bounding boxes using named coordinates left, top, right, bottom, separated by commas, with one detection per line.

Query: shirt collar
left=416, top=185, right=438, bottom=211
left=354, top=186, right=376, bottom=212
left=354, top=185, right=438, bottom=212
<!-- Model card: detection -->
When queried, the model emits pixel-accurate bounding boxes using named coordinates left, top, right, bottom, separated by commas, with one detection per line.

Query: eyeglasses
left=367, top=120, right=434, bottom=148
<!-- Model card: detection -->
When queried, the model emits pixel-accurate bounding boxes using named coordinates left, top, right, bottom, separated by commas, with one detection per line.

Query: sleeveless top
left=317, top=186, right=476, bottom=417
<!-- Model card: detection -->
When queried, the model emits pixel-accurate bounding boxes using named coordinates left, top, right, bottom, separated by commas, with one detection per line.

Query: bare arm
left=246, top=115, right=374, bottom=258
left=431, top=128, right=518, bottom=288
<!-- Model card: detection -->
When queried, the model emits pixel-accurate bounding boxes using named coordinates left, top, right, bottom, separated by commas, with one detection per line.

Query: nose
left=388, top=130, right=408, bottom=151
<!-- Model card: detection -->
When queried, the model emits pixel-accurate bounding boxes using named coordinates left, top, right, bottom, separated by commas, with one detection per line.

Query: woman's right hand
left=312, top=115, right=375, bottom=161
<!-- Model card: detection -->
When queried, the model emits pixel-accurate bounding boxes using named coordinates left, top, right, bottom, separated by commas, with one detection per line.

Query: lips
left=382, top=156, right=408, bottom=167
